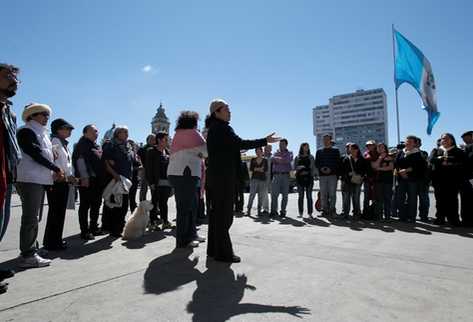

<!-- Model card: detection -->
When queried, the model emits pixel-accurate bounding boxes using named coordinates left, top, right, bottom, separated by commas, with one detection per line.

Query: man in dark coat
left=206, top=99, right=279, bottom=263
left=0, top=63, right=21, bottom=293
left=72, top=124, right=106, bottom=239
left=460, top=131, right=473, bottom=226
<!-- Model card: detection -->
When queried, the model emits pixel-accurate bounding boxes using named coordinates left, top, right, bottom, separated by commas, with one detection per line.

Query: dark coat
left=206, top=117, right=267, bottom=182
left=429, top=146, right=467, bottom=185
left=341, top=156, right=369, bottom=183
left=72, top=136, right=105, bottom=181
left=145, top=147, right=169, bottom=186
left=394, top=149, right=428, bottom=182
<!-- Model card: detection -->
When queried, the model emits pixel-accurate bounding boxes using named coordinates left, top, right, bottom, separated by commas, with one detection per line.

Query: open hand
left=266, top=132, right=281, bottom=144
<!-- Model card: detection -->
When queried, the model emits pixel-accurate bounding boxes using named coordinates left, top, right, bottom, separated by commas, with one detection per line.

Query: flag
left=394, top=29, right=439, bottom=135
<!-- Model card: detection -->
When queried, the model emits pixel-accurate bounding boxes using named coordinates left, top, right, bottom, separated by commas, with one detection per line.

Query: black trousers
left=109, top=196, right=129, bottom=236
left=207, top=176, right=235, bottom=260
left=78, top=180, right=103, bottom=234
left=129, top=180, right=138, bottom=213
left=234, top=183, right=245, bottom=212
left=169, top=175, right=198, bottom=247
left=460, top=180, right=473, bottom=226
left=434, top=182, right=461, bottom=225
left=156, top=186, right=171, bottom=223
left=43, top=182, right=69, bottom=247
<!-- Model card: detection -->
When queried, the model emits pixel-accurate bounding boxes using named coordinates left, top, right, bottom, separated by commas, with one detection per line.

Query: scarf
left=1, top=100, right=21, bottom=174
left=402, top=147, right=419, bottom=156
left=111, top=138, right=133, bottom=156
left=170, top=129, right=206, bottom=154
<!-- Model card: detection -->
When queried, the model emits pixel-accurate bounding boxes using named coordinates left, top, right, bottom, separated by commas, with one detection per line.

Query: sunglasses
left=32, top=112, right=50, bottom=117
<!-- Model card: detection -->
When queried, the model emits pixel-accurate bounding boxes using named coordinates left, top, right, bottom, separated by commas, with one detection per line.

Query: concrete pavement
left=1, top=191, right=472, bottom=322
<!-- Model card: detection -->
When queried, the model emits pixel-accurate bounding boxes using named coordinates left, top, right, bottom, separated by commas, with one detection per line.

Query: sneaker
left=188, top=241, right=199, bottom=248
left=18, top=254, right=51, bottom=268
left=161, top=221, right=174, bottom=230
left=194, top=235, right=206, bottom=243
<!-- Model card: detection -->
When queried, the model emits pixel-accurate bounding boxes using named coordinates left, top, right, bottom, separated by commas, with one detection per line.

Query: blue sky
left=2, top=0, right=473, bottom=151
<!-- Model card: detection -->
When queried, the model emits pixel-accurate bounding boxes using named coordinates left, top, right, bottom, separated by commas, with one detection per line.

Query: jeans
left=247, top=179, right=267, bottom=213
left=271, top=174, right=290, bottom=214
left=395, top=180, right=419, bottom=222
left=78, top=179, right=103, bottom=234
left=43, top=182, right=69, bottom=247
left=169, top=175, right=198, bottom=247
left=342, top=182, right=361, bottom=216
left=319, top=175, right=337, bottom=214
left=0, top=184, right=13, bottom=241
left=417, top=181, right=430, bottom=220
left=374, top=182, right=393, bottom=219
left=297, top=183, right=313, bottom=215
left=16, top=182, right=45, bottom=257
left=262, top=178, right=271, bottom=212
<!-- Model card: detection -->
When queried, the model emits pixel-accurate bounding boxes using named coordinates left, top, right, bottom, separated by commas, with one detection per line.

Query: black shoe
left=269, top=212, right=277, bottom=217
left=0, top=281, right=8, bottom=294
left=215, top=255, right=241, bottom=263
left=433, top=218, right=446, bottom=225
left=419, top=217, right=430, bottom=223
left=0, top=269, right=15, bottom=280
left=44, top=244, right=67, bottom=251
left=81, top=233, right=95, bottom=240
left=280, top=211, right=286, bottom=218
left=91, top=228, right=106, bottom=236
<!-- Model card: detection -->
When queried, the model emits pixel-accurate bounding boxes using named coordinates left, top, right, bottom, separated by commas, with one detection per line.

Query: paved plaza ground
left=0, top=190, right=472, bottom=322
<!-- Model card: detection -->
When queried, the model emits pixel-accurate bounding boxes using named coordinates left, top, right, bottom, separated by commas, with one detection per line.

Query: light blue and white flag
left=394, top=29, right=439, bottom=135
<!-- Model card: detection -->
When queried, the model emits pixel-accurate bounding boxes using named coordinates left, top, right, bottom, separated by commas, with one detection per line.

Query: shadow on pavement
left=143, top=250, right=310, bottom=321
left=121, top=230, right=170, bottom=249
left=45, top=234, right=117, bottom=260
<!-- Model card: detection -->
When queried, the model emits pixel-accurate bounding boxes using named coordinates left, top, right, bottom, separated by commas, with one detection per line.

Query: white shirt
left=167, top=145, right=207, bottom=178
left=51, top=137, right=73, bottom=178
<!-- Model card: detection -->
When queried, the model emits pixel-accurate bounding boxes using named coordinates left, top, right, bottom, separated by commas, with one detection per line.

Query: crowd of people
left=1, top=63, right=472, bottom=295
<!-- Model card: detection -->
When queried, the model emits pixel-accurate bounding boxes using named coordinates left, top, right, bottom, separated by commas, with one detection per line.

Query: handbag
left=349, top=157, right=363, bottom=185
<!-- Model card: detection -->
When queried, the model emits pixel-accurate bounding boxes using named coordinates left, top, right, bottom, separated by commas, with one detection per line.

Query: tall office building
left=313, top=88, right=388, bottom=152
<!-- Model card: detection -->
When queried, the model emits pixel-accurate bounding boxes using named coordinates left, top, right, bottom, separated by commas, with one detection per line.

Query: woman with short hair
left=167, top=111, right=207, bottom=248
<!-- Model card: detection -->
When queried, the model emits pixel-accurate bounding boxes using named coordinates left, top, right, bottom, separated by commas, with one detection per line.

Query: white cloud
left=142, top=65, right=153, bottom=73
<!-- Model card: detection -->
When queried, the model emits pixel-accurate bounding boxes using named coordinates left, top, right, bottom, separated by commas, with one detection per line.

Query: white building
left=313, top=88, right=388, bottom=152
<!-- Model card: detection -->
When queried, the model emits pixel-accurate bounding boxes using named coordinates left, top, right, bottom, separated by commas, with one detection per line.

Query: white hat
left=22, top=103, right=52, bottom=122
left=209, top=99, right=228, bottom=114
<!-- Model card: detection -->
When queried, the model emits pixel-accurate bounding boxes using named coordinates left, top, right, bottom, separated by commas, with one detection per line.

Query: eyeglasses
left=0, top=71, right=20, bottom=84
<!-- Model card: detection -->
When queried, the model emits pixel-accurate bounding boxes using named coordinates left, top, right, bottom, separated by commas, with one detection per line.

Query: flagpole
left=392, top=24, right=401, bottom=144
